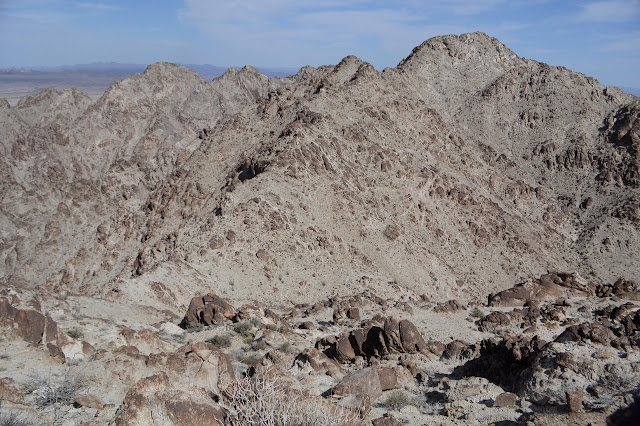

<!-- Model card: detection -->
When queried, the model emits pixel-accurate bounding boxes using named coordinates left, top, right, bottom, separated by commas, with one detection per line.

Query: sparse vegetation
left=206, top=334, right=232, bottom=348
left=470, top=306, right=485, bottom=318
left=28, top=370, right=84, bottom=408
left=251, top=340, right=268, bottom=351
left=66, top=327, right=84, bottom=339
left=279, top=341, right=291, bottom=352
left=222, top=376, right=360, bottom=425
left=383, top=390, right=412, bottom=411
left=0, top=412, right=34, bottom=426
left=185, top=322, right=204, bottom=332
left=233, top=321, right=253, bottom=337
left=236, top=353, right=259, bottom=365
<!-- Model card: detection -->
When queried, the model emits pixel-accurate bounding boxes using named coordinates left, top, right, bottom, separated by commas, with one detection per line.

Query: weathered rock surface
left=1, top=32, right=639, bottom=426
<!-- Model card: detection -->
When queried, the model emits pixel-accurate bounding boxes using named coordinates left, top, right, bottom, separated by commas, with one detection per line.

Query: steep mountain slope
left=1, top=32, right=639, bottom=426
left=1, top=32, right=638, bottom=309
left=0, top=64, right=287, bottom=289
left=12, top=33, right=632, bottom=313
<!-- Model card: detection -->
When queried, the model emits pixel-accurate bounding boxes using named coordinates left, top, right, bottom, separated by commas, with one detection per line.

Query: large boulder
left=0, top=297, right=60, bottom=344
left=180, top=292, right=235, bottom=327
left=114, top=372, right=227, bottom=426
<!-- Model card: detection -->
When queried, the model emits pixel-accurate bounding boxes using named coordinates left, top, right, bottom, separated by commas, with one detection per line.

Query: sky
left=0, top=0, right=639, bottom=88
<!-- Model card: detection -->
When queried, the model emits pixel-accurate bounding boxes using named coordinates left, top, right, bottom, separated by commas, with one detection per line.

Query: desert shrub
left=233, top=321, right=253, bottom=337
left=279, top=341, right=291, bottom=352
left=251, top=340, right=268, bottom=351
left=265, top=323, right=277, bottom=331
left=222, top=377, right=361, bottom=426
left=185, top=322, right=204, bottom=332
left=250, top=318, right=262, bottom=328
left=66, top=328, right=84, bottom=339
left=29, top=370, right=84, bottom=408
left=470, top=307, right=485, bottom=318
left=207, top=334, right=232, bottom=348
left=236, top=354, right=259, bottom=366
left=0, top=412, right=34, bottom=426
left=383, top=390, right=411, bottom=411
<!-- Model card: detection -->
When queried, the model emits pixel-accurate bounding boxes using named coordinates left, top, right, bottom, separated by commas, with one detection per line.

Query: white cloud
left=178, top=0, right=502, bottom=66
left=576, top=0, right=640, bottom=22
left=598, top=31, right=640, bottom=51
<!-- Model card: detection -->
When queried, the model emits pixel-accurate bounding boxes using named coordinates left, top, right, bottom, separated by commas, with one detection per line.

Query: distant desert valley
left=0, top=32, right=639, bottom=425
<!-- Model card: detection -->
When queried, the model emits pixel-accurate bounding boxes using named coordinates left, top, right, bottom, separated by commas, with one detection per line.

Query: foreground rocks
left=1, top=275, right=639, bottom=425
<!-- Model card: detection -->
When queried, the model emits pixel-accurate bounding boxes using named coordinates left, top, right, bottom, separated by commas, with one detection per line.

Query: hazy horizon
left=0, top=1, right=639, bottom=88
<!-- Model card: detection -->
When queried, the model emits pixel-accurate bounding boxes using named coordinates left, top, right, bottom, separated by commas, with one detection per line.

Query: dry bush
left=222, top=377, right=361, bottom=426
left=0, top=412, right=34, bottom=426
left=27, top=370, right=84, bottom=408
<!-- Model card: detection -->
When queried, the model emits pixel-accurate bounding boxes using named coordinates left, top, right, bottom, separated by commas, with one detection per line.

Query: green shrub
left=279, top=341, right=291, bottom=352
left=383, top=390, right=411, bottom=411
left=206, top=334, right=232, bottom=348
left=233, top=321, right=253, bottom=337
left=66, top=328, right=84, bottom=339
left=251, top=340, right=267, bottom=351
left=236, top=354, right=259, bottom=365
left=185, top=322, right=204, bottom=332
left=470, top=307, right=485, bottom=318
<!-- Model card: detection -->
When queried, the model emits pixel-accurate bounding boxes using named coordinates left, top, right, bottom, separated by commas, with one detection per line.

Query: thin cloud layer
left=0, top=0, right=638, bottom=88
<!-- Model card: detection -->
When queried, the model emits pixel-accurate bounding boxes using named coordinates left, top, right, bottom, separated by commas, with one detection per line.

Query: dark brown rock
left=477, top=311, right=511, bottom=332
left=47, top=343, right=66, bottom=363
left=0, top=298, right=18, bottom=327
left=434, top=299, right=463, bottom=313
left=346, top=307, right=360, bottom=320
left=180, top=292, right=235, bottom=328
left=331, top=367, right=382, bottom=401
left=15, top=309, right=46, bottom=343
left=398, top=319, right=428, bottom=353
left=335, top=335, right=357, bottom=363
left=114, top=371, right=226, bottom=426
left=607, top=394, right=640, bottom=425
left=377, top=367, right=399, bottom=391
left=0, top=377, right=25, bottom=403
left=298, top=321, right=315, bottom=330
left=383, top=316, right=403, bottom=352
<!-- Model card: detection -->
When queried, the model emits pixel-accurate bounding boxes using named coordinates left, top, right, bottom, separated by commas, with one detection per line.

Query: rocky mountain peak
left=0, top=33, right=639, bottom=425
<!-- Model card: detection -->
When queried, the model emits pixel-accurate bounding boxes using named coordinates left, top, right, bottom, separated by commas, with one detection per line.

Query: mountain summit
left=0, top=33, right=639, bottom=424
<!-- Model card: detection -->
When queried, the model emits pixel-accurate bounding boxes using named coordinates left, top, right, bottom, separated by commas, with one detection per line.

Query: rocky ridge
left=0, top=32, right=639, bottom=424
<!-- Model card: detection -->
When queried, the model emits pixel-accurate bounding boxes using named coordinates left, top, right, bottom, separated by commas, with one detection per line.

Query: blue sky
left=0, top=0, right=638, bottom=88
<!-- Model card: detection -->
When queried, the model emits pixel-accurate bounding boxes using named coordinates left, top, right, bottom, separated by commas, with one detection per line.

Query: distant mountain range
left=1, top=62, right=301, bottom=79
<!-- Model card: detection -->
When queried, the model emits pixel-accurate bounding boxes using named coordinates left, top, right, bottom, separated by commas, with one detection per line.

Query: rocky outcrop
left=114, top=372, right=227, bottom=426
left=180, top=292, right=235, bottom=328
left=317, top=316, right=429, bottom=363
left=0, top=297, right=60, bottom=344
left=488, top=272, right=594, bottom=306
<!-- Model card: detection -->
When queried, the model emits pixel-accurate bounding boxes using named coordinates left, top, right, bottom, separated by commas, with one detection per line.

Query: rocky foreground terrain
left=0, top=32, right=639, bottom=424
